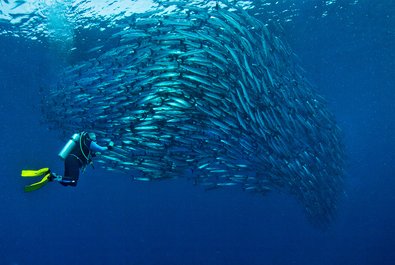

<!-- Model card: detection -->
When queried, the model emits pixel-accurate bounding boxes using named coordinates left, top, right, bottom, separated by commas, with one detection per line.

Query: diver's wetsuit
left=61, top=134, right=107, bottom=186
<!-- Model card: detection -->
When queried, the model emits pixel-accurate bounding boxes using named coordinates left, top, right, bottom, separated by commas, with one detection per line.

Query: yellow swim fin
left=24, top=173, right=51, bottom=192
left=21, top=168, right=50, bottom=177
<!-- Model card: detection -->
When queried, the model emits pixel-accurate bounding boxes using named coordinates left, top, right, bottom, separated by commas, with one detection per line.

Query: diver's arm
left=90, top=141, right=109, bottom=152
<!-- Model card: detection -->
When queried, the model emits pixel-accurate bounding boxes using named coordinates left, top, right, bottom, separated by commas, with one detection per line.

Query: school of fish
left=40, top=1, right=345, bottom=226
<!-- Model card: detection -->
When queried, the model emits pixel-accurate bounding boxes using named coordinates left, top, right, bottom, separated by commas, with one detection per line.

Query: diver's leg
left=65, top=155, right=80, bottom=186
left=62, top=155, right=80, bottom=186
left=50, top=156, right=80, bottom=186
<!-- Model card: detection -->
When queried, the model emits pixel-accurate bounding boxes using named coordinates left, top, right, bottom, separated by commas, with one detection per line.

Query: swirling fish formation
left=41, top=1, right=345, bottom=226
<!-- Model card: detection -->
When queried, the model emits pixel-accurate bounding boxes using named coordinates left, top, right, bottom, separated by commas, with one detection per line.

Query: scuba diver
left=21, top=132, right=114, bottom=192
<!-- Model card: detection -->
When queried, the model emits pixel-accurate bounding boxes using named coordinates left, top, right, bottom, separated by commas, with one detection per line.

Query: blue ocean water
left=1, top=0, right=394, bottom=265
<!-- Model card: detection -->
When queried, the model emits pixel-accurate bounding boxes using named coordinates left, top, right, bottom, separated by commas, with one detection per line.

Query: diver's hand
left=107, top=141, right=114, bottom=151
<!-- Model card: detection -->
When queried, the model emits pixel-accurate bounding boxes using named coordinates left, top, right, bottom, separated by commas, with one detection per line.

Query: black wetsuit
left=62, top=134, right=93, bottom=186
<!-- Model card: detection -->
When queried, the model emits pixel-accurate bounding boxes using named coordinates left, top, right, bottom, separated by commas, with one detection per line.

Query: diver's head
left=87, top=132, right=97, bottom=141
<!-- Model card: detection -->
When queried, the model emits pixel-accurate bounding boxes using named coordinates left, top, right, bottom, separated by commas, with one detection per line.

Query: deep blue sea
left=1, top=0, right=394, bottom=264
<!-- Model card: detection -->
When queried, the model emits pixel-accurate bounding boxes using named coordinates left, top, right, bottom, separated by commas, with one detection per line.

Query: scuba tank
left=58, top=133, right=80, bottom=160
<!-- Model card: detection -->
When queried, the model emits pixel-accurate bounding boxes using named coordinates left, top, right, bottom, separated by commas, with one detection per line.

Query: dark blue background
left=0, top=1, right=394, bottom=264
